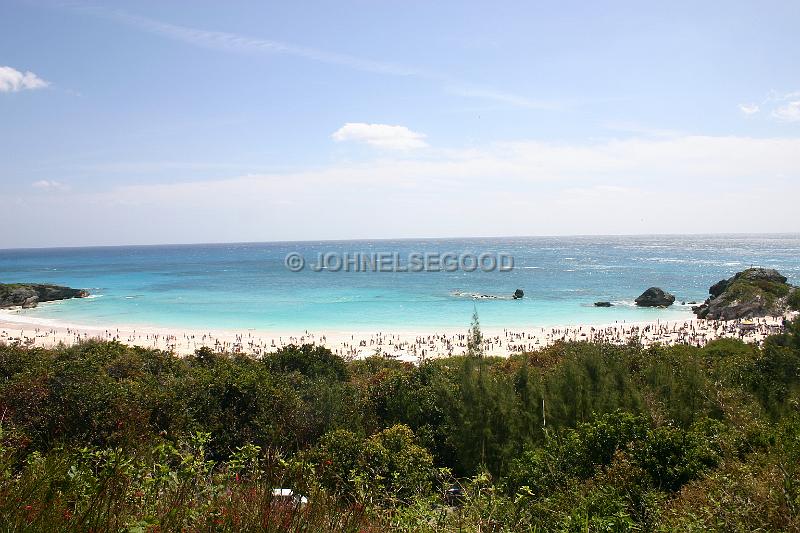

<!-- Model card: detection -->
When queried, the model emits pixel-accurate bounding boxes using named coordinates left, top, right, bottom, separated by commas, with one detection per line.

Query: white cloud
left=5, top=133, right=799, bottom=247
left=332, top=123, right=428, bottom=150
left=742, top=91, right=800, bottom=121
left=773, top=100, right=800, bottom=122
left=32, top=180, right=67, bottom=191
left=0, top=66, right=49, bottom=92
left=738, top=103, right=759, bottom=115
left=72, top=5, right=554, bottom=111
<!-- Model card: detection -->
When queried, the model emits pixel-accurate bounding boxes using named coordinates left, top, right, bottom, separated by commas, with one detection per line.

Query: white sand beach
left=1, top=308, right=793, bottom=364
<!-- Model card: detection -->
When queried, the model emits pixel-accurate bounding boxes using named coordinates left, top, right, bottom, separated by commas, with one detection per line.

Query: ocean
left=2, top=234, right=799, bottom=332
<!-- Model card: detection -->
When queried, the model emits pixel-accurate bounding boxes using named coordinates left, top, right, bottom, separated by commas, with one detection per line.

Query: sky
left=1, top=0, right=799, bottom=248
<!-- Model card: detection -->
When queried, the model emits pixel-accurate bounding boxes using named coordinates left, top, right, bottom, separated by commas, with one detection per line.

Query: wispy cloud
left=88, top=7, right=422, bottom=77
left=603, top=121, right=684, bottom=138
left=738, top=103, right=759, bottom=115
left=739, top=91, right=800, bottom=121
left=32, top=179, right=68, bottom=191
left=71, top=5, right=551, bottom=110
left=0, top=66, right=49, bottom=92
left=447, top=86, right=556, bottom=110
left=332, top=123, right=428, bottom=150
left=773, top=100, right=800, bottom=122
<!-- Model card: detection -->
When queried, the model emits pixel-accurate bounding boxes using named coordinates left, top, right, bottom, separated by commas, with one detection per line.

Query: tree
left=464, top=309, right=489, bottom=468
left=454, top=310, right=518, bottom=475
left=265, top=344, right=348, bottom=381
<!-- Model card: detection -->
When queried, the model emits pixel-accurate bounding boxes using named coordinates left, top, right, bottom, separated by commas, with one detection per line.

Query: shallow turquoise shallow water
left=2, top=234, right=799, bottom=331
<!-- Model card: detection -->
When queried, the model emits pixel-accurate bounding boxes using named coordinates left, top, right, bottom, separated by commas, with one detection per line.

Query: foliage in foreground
left=1, top=318, right=800, bottom=531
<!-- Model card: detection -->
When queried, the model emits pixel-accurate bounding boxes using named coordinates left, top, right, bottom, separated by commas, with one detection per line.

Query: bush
left=507, top=411, right=647, bottom=494
left=788, top=288, right=800, bottom=311
left=265, top=344, right=348, bottom=381
left=303, top=424, right=434, bottom=503
left=2, top=328, right=800, bottom=531
left=632, top=420, right=722, bottom=493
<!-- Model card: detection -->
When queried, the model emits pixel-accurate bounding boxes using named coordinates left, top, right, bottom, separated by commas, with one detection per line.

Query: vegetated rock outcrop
left=635, top=287, right=676, bottom=307
left=0, top=283, right=89, bottom=309
left=513, top=289, right=524, bottom=300
left=692, top=268, right=799, bottom=320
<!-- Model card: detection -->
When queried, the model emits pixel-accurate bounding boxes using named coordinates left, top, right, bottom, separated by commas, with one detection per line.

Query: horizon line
left=2, top=231, right=799, bottom=252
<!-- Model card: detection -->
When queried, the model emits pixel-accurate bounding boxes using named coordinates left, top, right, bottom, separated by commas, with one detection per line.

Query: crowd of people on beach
left=0, top=315, right=790, bottom=364
left=319, top=317, right=786, bottom=361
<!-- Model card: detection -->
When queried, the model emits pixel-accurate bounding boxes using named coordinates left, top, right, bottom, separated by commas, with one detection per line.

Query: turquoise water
left=2, top=235, right=799, bottom=331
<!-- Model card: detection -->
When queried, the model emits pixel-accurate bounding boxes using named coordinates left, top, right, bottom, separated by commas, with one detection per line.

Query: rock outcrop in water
left=0, top=283, right=89, bottom=309
left=594, top=301, right=613, bottom=307
left=692, top=268, right=799, bottom=320
left=635, top=287, right=676, bottom=307
left=451, top=289, right=527, bottom=301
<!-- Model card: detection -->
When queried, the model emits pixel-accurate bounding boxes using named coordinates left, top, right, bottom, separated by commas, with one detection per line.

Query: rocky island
left=635, top=287, right=676, bottom=307
left=693, top=268, right=800, bottom=320
left=0, top=283, right=89, bottom=309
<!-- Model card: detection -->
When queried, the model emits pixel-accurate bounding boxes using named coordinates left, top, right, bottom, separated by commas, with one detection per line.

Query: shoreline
left=1, top=307, right=793, bottom=363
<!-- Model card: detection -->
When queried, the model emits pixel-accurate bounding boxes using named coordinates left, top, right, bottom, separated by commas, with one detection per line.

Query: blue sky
left=1, top=0, right=799, bottom=247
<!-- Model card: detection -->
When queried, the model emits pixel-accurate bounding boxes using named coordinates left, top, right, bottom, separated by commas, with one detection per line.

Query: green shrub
left=788, top=288, right=800, bottom=311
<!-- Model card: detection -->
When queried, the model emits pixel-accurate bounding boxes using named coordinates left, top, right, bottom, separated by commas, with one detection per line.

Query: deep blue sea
left=2, top=235, right=799, bottom=331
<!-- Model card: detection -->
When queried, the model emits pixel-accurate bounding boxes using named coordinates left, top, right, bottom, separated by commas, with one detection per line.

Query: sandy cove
left=1, top=309, right=794, bottom=364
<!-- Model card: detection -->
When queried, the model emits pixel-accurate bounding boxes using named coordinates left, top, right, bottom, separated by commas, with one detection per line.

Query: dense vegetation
left=2, top=316, right=800, bottom=531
